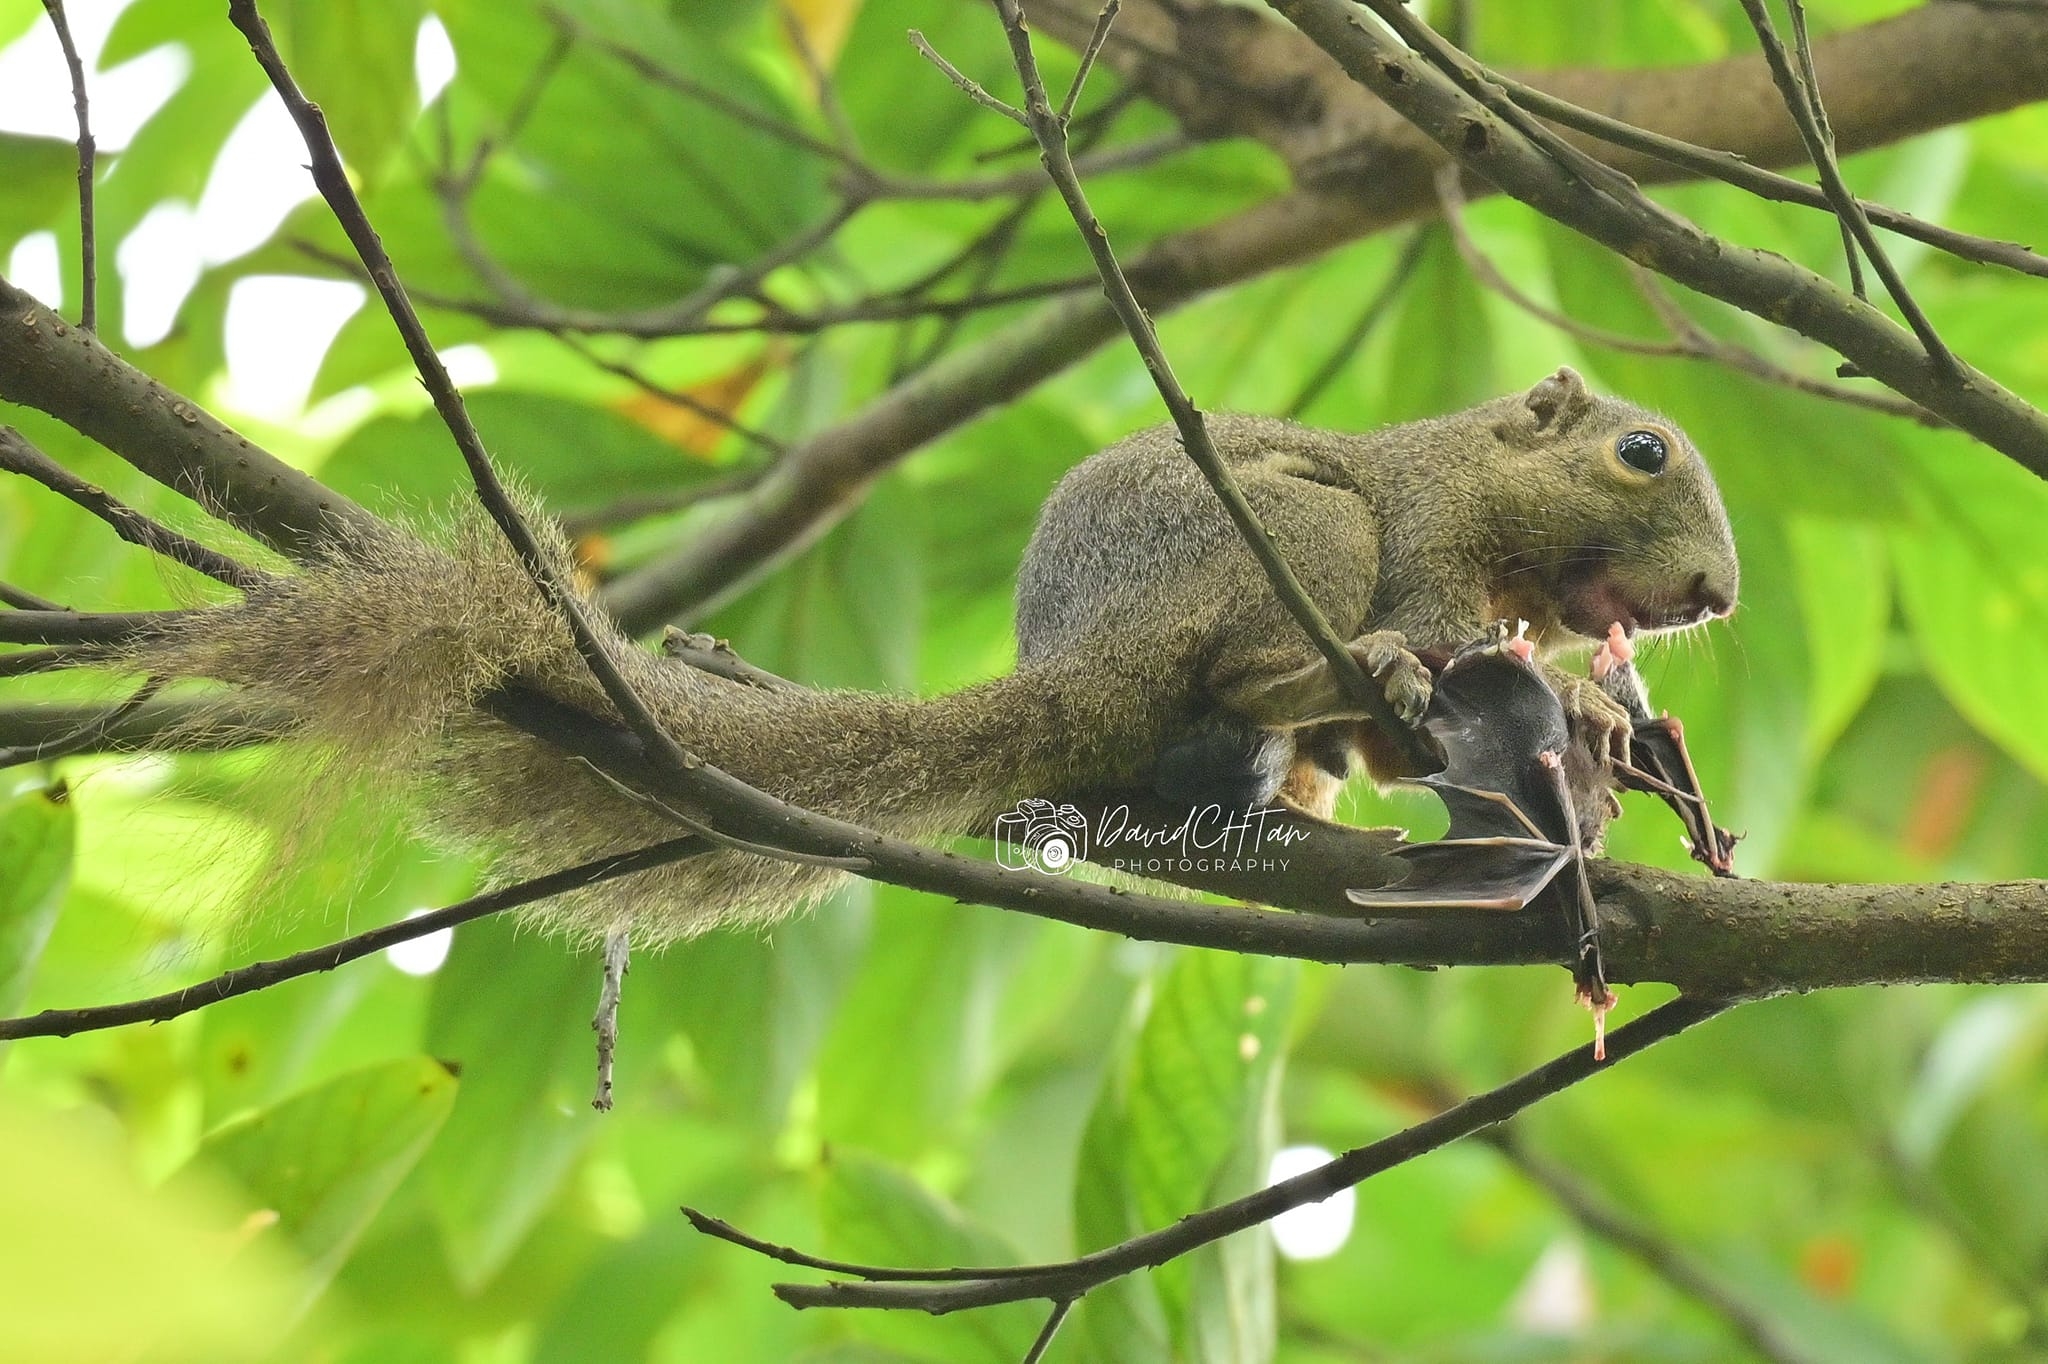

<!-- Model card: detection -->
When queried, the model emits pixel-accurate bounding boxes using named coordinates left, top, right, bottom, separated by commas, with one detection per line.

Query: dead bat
left=1343, top=623, right=1738, bottom=1055
left=1592, top=624, right=1741, bottom=877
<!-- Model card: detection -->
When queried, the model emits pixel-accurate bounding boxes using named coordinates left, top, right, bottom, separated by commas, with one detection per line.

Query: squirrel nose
left=1688, top=571, right=1735, bottom=620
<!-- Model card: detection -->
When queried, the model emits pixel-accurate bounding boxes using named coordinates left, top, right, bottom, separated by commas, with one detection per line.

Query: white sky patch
left=385, top=909, right=454, bottom=976
left=8, top=230, right=62, bottom=309
left=441, top=343, right=499, bottom=388
left=1267, top=1145, right=1356, bottom=1261
left=116, top=200, right=201, bottom=347
left=0, top=2, right=188, bottom=148
left=416, top=14, right=457, bottom=106
left=195, top=94, right=318, bottom=264
left=1508, top=1237, right=1595, bottom=1334
left=221, top=275, right=365, bottom=420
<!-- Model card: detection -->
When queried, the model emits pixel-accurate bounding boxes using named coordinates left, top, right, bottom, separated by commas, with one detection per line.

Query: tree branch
left=39, top=0, right=94, bottom=333
left=691, top=996, right=1730, bottom=1314
left=984, top=0, right=1436, bottom=770
left=599, top=2, right=2048, bottom=627
left=0, top=274, right=383, bottom=562
left=1270, top=0, right=2048, bottom=480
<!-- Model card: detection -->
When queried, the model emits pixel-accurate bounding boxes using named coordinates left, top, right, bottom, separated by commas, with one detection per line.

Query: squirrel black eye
left=1616, top=429, right=1668, bottom=475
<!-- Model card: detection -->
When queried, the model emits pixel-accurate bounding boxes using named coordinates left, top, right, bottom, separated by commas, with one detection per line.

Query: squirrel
left=120, top=365, right=1737, bottom=945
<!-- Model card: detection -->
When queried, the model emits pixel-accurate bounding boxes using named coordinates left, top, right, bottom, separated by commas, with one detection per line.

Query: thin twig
left=1433, top=168, right=1940, bottom=425
left=0, top=608, right=192, bottom=646
left=0, top=581, right=65, bottom=611
left=0, top=836, right=708, bottom=1040
left=555, top=334, right=786, bottom=455
left=40, top=0, right=94, bottom=332
left=1784, top=0, right=1864, bottom=298
left=910, top=29, right=1030, bottom=126
left=0, top=676, right=162, bottom=770
left=690, top=998, right=1732, bottom=1312
left=590, top=929, right=629, bottom=1111
left=1058, top=0, right=1122, bottom=123
left=1625, top=265, right=1942, bottom=425
left=1737, top=0, right=1959, bottom=378
left=1480, top=1125, right=1820, bottom=1364
left=557, top=472, right=764, bottom=539
left=0, top=644, right=98, bottom=678
left=1285, top=227, right=1430, bottom=417
left=988, top=0, right=1437, bottom=773
left=778, top=5, right=860, bottom=155
left=1490, top=73, right=2048, bottom=282
left=1021, top=1298, right=1075, bottom=1364
left=0, top=428, right=269, bottom=591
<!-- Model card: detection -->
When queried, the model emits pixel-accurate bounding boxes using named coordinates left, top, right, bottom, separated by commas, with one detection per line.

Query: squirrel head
left=1485, top=367, right=1739, bottom=642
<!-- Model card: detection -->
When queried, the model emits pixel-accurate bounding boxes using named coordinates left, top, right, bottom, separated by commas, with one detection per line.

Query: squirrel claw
left=1550, top=669, right=1634, bottom=768
left=1350, top=631, right=1432, bottom=725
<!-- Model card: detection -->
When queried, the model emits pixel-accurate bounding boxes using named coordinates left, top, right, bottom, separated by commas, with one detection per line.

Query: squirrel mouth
left=1561, top=568, right=1727, bottom=639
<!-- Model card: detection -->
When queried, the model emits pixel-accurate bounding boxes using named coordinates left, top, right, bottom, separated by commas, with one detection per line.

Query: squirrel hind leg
left=1152, top=714, right=1293, bottom=810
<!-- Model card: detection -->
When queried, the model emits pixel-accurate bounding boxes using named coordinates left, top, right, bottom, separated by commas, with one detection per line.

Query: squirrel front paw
left=1349, top=630, right=1433, bottom=725
left=1546, top=666, right=1634, bottom=767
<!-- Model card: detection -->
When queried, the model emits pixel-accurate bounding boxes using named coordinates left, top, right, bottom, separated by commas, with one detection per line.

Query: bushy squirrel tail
left=124, top=516, right=1077, bottom=945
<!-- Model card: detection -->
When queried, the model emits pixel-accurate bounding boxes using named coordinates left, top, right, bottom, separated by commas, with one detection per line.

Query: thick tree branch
left=1270, top=0, right=2048, bottom=480
left=0, top=275, right=382, bottom=562
left=602, top=2, right=2048, bottom=626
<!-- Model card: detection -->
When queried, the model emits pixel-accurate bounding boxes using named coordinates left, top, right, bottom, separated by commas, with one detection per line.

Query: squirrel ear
left=1523, top=367, right=1594, bottom=433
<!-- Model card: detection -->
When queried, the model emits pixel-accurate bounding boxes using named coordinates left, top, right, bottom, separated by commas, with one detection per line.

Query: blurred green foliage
left=2, top=0, right=2047, bottom=1360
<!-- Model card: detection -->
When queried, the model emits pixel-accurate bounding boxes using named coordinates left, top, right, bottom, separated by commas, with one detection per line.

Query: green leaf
left=193, top=1056, right=457, bottom=1301
left=0, top=1100, right=300, bottom=1361
left=1893, top=439, right=2048, bottom=785
left=317, top=389, right=730, bottom=516
left=0, top=780, right=73, bottom=1024
left=1787, top=517, right=1890, bottom=761
left=422, top=914, right=600, bottom=1289
left=275, top=0, right=426, bottom=182
left=1073, top=950, right=1297, bottom=1364
left=820, top=1152, right=1048, bottom=1364
left=0, top=133, right=78, bottom=243
left=1375, top=226, right=1495, bottom=422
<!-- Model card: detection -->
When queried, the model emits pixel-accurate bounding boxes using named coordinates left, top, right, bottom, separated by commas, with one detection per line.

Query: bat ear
left=1522, top=366, right=1595, bottom=433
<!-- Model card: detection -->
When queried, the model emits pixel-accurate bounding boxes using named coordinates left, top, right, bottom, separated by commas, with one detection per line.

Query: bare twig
left=0, top=582, right=65, bottom=611
left=1783, top=0, right=1863, bottom=299
left=40, top=0, right=94, bottom=332
left=1059, top=0, right=1122, bottom=122
left=0, top=608, right=192, bottom=646
left=0, top=694, right=284, bottom=755
left=988, top=0, right=1438, bottom=773
left=590, top=929, right=629, bottom=1111
left=1481, top=1125, right=1820, bottom=1364
left=1285, top=227, right=1430, bottom=418
left=1432, top=168, right=1940, bottom=425
left=910, top=29, right=1029, bottom=126
left=0, top=428, right=269, bottom=591
left=1021, top=1298, right=1075, bottom=1364
left=555, top=336, right=786, bottom=457
left=557, top=472, right=763, bottom=539
left=1736, top=0, right=1958, bottom=378
left=1268, top=0, right=2048, bottom=477
left=686, top=997, right=1731, bottom=1313
left=0, top=836, right=708, bottom=1041
left=0, top=644, right=98, bottom=678
left=1490, top=73, right=2048, bottom=283
left=778, top=4, right=859, bottom=155
left=0, top=677, right=162, bottom=770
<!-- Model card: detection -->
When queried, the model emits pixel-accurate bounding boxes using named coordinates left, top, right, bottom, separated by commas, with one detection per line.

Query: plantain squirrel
left=123, top=365, right=1736, bottom=944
